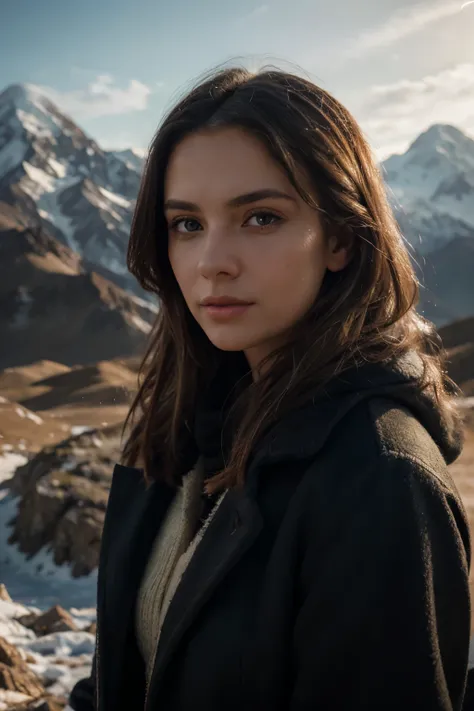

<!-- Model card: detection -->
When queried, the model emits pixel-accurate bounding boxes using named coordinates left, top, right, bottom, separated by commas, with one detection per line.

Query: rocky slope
left=3, top=425, right=122, bottom=582
left=0, top=207, right=157, bottom=370
left=0, top=353, right=138, bottom=606
left=0, top=585, right=95, bottom=710
left=0, top=83, right=144, bottom=297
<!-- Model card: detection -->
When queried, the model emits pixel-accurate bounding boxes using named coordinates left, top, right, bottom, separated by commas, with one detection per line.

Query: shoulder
left=288, top=397, right=470, bottom=569
left=327, top=395, right=450, bottom=478
left=296, top=396, right=465, bottom=520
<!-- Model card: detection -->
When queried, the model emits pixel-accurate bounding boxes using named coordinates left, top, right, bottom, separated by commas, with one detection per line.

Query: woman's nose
left=197, top=231, right=240, bottom=280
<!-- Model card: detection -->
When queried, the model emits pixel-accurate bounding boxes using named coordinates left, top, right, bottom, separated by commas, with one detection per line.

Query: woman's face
left=165, top=127, right=350, bottom=375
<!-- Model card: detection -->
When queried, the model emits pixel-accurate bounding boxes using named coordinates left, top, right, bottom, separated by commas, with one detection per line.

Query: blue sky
left=2, top=0, right=474, bottom=159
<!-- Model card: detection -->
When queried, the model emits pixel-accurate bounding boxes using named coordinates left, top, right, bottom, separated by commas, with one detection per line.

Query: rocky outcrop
left=7, top=424, right=123, bottom=576
left=0, top=588, right=94, bottom=710
left=0, top=636, right=44, bottom=698
left=17, top=606, right=78, bottom=637
left=10, top=696, right=66, bottom=710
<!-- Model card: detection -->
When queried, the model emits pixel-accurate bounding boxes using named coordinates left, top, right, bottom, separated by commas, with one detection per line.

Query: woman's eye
left=170, top=218, right=202, bottom=233
left=245, top=212, right=282, bottom=228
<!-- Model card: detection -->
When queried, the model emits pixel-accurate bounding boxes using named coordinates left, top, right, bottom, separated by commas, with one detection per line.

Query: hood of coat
left=188, top=349, right=464, bottom=487
left=253, top=349, right=464, bottom=469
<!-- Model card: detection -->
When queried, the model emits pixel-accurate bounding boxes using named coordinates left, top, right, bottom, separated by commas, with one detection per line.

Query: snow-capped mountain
left=382, top=124, right=474, bottom=254
left=0, top=81, right=473, bottom=325
left=110, top=147, right=146, bottom=174
left=0, top=83, right=143, bottom=294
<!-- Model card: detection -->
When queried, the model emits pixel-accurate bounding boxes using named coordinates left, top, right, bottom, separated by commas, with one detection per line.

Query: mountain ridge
left=0, top=81, right=473, bottom=326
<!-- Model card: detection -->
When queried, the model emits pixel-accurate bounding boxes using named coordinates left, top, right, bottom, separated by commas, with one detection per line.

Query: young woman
left=69, top=66, right=471, bottom=711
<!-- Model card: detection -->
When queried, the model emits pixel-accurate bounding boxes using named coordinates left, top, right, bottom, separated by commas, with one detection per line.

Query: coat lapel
left=98, top=464, right=175, bottom=710
left=144, top=483, right=263, bottom=708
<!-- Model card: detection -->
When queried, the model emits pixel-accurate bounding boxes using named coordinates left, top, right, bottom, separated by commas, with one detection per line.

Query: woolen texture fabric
left=135, top=460, right=227, bottom=684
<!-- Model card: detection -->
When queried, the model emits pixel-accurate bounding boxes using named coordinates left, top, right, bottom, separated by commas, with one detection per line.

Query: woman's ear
left=326, top=232, right=353, bottom=273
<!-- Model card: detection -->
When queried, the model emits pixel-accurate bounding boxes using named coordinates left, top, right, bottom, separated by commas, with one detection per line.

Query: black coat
left=69, top=354, right=472, bottom=711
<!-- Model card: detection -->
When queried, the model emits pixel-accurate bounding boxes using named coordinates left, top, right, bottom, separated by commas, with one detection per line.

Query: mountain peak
left=409, top=123, right=470, bottom=152
left=108, top=148, right=146, bottom=173
left=382, top=122, right=474, bottom=261
left=0, top=82, right=52, bottom=112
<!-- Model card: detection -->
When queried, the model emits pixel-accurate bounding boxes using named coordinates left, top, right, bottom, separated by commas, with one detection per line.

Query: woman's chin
left=205, top=335, right=251, bottom=352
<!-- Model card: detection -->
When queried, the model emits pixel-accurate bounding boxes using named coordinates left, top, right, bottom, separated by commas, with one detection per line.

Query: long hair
left=122, top=65, right=459, bottom=494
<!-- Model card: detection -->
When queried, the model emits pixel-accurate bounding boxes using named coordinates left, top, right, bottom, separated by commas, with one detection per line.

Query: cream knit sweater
left=135, top=459, right=227, bottom=684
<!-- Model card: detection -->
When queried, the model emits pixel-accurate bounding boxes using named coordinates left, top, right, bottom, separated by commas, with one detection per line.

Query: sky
left=1, top=0, right=474, bottom=160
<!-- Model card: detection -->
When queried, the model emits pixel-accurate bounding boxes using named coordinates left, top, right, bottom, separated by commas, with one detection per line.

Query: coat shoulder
left=307, top=395, right=454, bottom=495
left=364, top=396, right=449, bottom=481
left=294, top=396, right=469, bottom=555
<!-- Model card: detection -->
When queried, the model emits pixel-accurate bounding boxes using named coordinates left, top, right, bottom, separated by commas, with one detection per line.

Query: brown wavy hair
left=122, top=65, right=459, bottom=494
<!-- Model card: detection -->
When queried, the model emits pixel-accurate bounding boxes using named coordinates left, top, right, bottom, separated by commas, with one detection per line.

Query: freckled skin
left=165, top=127, right=350, bottom=376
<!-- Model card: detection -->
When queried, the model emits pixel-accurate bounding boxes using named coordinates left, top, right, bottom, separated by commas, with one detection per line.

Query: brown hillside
left=0, top=222, right=155, bottom=369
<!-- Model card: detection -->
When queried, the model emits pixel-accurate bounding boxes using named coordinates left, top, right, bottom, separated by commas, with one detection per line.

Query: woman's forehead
left=164, top=128, right=299, bottom=204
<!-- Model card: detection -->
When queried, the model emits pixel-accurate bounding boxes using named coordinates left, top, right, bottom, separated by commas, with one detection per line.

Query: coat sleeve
left=290, top=454, right=471, bottom=711
left=68, top=650, right=96, bottom=711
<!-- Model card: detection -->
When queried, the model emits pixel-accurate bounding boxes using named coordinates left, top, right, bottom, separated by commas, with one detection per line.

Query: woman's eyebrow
left=164, top=189, right=297, bottom=212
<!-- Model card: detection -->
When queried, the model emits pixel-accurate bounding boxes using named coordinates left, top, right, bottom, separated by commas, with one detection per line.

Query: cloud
left=354, top=63, right=474, bottom=159
left=343, top=0, right=466, bottom=60
left=235, top=4, right=269, bottom=25
left=37, top=74, right=152, bottom=120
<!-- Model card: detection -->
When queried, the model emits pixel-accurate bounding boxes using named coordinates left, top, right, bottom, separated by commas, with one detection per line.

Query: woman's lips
left=202, top=303, right=253, bottom=320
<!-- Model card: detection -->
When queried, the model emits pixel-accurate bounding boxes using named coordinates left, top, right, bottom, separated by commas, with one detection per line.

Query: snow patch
left=16, top=109, right=52, bottom=139
left=47, top=155, right=67, bottom=179
left=70, top=426, right=94, bottom=437
left=22, top=161, right=57, bottom=196
left=24, top=630, right=95, bottom=657
left=98, top=186, right=131, bottom=209
left=13, top=406, right=43, bottom=425
left=104, top=255, right=128, bottom=276
left=0, top=452, right=27, bottom=484
left=61, top=457, right=79, bottom=472
left=130, top=314, right=152, bottom=333
left=132, top=295, right=159, bottom=313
